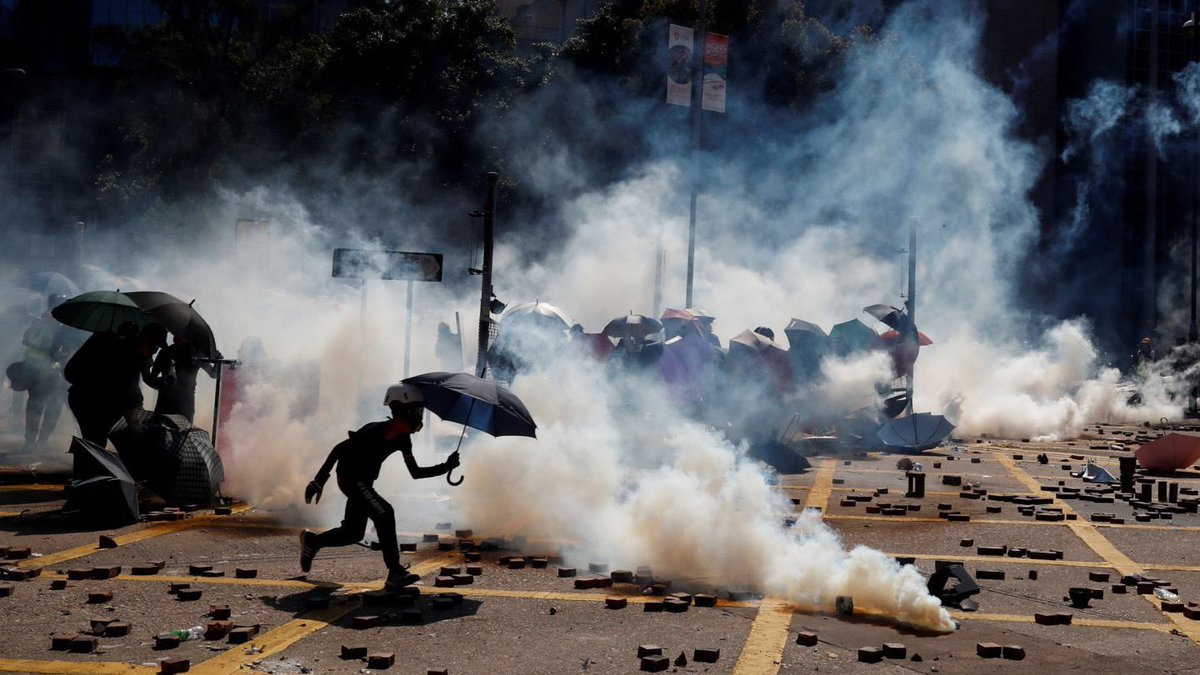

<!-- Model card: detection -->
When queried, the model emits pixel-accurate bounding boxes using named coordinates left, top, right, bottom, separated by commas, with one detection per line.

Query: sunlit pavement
left=2, top=421, right=1200, bottom=673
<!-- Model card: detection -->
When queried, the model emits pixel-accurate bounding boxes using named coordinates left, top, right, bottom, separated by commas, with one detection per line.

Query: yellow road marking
left=803, top=459, right=836, bottom=511
left=887, top=552, right=1111, bottom=569
left=190, top=553, right=457, bottom=675
left=16, top=505, right=253, bottom=570
left=0, top=660, right=156, bottom=674
left=996, top=455, right=1200, bottom=644
left=730, top=460, right=836, bottom=675
left=41, top=570, right=333, bottom=590
left=733, top=597, right=794, bottom=675
left=0, top=484, right=64, bottom=492
left=825, top=511, right=1200, bottom=533
left=951, top=612, right=1173, bottom=632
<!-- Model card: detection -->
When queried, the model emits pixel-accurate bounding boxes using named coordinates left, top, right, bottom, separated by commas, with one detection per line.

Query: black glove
left=445, top=451, right=461, bottom=471
left=304, top=480, right=323, bottom=504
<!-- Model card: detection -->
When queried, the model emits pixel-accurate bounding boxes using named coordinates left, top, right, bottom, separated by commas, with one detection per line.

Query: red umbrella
left=1136, top=433, right=1200, bottom=472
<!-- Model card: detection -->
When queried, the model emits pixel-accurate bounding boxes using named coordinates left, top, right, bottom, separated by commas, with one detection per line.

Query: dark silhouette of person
left=435, top=321, right=463, bottom=372
left=150, top=335, right=215, bottom=423
left=300, top=383, right=459, bottom=591
left=19, top=294, right=78, bottom=450
left=64, top=322, right=167, bottom=446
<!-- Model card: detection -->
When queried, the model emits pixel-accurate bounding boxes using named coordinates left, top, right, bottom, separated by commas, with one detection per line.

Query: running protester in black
left=300, top=383, right=459, bottom=591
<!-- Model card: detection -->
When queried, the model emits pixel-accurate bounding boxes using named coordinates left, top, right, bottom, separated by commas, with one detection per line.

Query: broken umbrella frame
left=401, top=371, right=538, bottom=486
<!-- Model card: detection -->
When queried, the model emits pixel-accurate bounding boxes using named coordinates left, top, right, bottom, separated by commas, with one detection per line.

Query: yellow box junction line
left=16, top=505, right=254, bottom=571
left=0, top=660, right=157, bottom=674
left=733, top=458, right=837, bottom=675
left=189, top=552, right=459, bottom=675
left=995, top=454, right=1200, bottom=644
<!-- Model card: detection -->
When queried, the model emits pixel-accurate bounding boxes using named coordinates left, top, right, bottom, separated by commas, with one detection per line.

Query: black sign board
left=332, top=248, right=443, bottom=282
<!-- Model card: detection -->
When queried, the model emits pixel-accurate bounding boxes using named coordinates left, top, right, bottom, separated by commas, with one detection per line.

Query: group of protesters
left=6, top=293, right=212, bottom=453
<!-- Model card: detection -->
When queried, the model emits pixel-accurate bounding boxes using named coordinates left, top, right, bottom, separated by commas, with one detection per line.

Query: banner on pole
left=701, top=32, right=729, bottom=113
left=666, top=24, right=694, bottom=108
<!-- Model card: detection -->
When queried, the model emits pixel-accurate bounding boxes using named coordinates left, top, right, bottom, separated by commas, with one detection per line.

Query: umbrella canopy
left=878, top=412, right=956, bottom=452
left=728, top=329, right=794, bottom=393
left=51, top=290, right=152, bottom=333
left=660, top=308, right=695, bottom=322
left=685, top=308, right=715, bottom=323
left=65, top=437, right=139, bottom=524
left=126, top=291, right=222, bottom=359
left=17, top=271, right=79, bottom=299
left=1136, top=433, right=1200, bottom=472
left=500, top=302, right=574, bottom=330
left=880, top=329, right=934, bottom=346
left=402, top=371, right=537, bottom=438
left=603, top=313, right=663, bottom=341
left=110, top=412, right=224, bottom=504
left=863, top=304, right=904, bottom=330
left=829, top=319, right=881, bottom=354
left=784, top=318, right=827, bottom=341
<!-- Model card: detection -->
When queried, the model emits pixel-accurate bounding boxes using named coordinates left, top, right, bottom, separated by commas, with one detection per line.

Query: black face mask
left=401, top=404, right=424, bottom=432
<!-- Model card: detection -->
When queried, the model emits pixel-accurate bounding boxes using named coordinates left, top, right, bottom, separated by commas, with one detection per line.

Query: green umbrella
left=829, top=319, right=881, bottom=354
left=51, top=290, right=152, bottom=334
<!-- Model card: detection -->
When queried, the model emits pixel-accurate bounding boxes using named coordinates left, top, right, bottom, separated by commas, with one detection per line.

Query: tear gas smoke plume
left=0, top=0, right=1186, bottom=634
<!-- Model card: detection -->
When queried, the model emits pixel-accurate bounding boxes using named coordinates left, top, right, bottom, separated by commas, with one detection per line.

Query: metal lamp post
left=1186, top=13, right=1199, bottom=417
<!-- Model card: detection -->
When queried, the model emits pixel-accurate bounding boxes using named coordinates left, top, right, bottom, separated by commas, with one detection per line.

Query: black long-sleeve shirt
left=315, top=420, right=446, bottom=484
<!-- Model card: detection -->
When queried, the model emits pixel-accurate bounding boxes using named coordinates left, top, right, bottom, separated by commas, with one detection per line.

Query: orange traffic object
left=1136, top=433, right=1200, bottom=472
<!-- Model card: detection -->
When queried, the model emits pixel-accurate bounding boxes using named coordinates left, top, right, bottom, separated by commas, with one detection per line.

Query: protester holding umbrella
left=300, top=383, right=460, bottom=591
left=63, top=322, right=167, bottom=446
left=150, top=335, right=215, bottom=423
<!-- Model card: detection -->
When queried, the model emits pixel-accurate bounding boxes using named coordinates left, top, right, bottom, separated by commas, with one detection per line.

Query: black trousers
left=67, top=388, right=126, bottom=446
left=314, top=477, right=400, bottom=571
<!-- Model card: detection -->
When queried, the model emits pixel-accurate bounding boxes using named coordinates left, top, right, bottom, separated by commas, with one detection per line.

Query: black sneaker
left=384, top=566, right=420, bottom=591
left=299, top=530, right=318, bottom=573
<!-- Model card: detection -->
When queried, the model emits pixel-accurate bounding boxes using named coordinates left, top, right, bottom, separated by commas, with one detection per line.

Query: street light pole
left=1186, top=13, right=1200, bottom=417
left=685, top=0, right=707, bottom=308
left=475, top=172, right=498, bottom=378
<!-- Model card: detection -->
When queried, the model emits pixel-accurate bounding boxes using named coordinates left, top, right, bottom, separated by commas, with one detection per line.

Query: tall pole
left=685, top=0, right=707, bottom=308
left=1187, top=13, right=1199, bottom=417
left=905, top=228, right=916, bottom=414
left=403, top=279, right=414, bottom=377
left=476, top=172, right=498, bottom=377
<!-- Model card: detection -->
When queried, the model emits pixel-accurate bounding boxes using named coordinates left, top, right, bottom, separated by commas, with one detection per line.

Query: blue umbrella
left=878, top=412, right=955, bottom=452
left=401, top=371, right=537, bottom=485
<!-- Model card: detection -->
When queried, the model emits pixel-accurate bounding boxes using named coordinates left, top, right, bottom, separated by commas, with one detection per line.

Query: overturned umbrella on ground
left=110, top=412, right=224, bottom=505
left=64, top=437, right=139, bottom=525
left=878, top=412, right=956, bottom=452
left=1071, top=460, right=1118, bottom=484
left=401, top=371, right=536, bottom=485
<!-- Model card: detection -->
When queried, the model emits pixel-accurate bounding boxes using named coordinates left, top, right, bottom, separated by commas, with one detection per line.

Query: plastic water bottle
left=1153, top=587, right=1180, bottom=602
left=172, top=626, right=203, bottom=641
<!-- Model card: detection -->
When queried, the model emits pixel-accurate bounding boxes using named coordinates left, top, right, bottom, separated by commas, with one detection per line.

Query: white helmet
left=384, top=382, right=424, bottom=407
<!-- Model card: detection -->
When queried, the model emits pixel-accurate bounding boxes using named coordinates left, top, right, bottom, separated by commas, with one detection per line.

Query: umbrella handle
left=446, top=467, right=464, bottom=486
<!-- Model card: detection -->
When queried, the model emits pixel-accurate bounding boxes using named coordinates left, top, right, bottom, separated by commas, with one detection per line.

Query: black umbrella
left=602, top=313, right=663, bottom=341
left=126, top=291, right=222, bottom=359
left=64, top=437, right=139, bottom=525
left=864, top=304, right=904, bottom=330
left=110, top=412, right=224, bottom=505
left=877, top=413, right=956, bottom=452
left=401, top=371, right=537, bottom=485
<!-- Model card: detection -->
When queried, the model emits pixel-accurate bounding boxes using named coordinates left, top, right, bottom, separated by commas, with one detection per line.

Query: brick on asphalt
left=205, top=620, right=233, bottom=639
left=91, top=565, right=121, bottom=579
left=228, top=626, right=257, bottom=643
left=693, top=647, right=720, bottom=663
left=50, top=634, right=74, bottom=650
left=858, top=647, right=884, bottom=663
left=352, top=614, right=381, bottom=629
left=610, top=569, right=634, bottom=583
left=104, top=620, right=131, bottom=637
left=796, top=631, right=818, bottom=646
left=208, top=604, right=231, bottom=619
left=882, top=643, right=907, bottom=659
left=131, top=564, right=160, bottom=575
left=1003, top=645, right=1027, bottom=660
left=340, top=645, right=368, bottom=659
left=49, top=579, right=67, bottom=590
left=367, top=653, right=395, bottom=668
left=70, top=635, right=98, bottom=653
left=176, top=588, right=203, bottom=601
left=159, top=657, right=190, bottom=674
left=67, top=569, right=91, bottom=580
left=234, top=568, right=257, bottom=578
left=640, top=654, right=669, bottom=672
left=452, top=573, right=474, bottom=585
left=440, top=566, right=461, bottom=576
left=637, top=645, right=663, bottom=657
left=87, top=590, right=113, bottom=603
left=977, top=642, right=1002, bottom=658
left=155, top=633, right=181, bottom=649
left=187, top=564, right=212, bottom=575
left=693, top=593, right=717, bottom=607
left=530, top=557, right=549, bottom=568
left=605, top=596, right=627, bottom=609
left=98, top=535, right=118, bottom=548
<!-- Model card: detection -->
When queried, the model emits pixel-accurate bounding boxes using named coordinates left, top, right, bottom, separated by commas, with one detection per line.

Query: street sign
left=332, top=248, right=443, bottom=282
